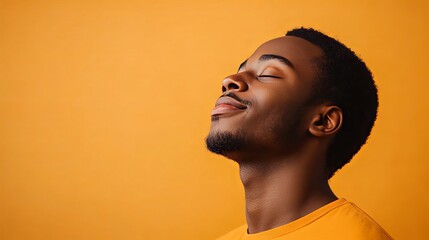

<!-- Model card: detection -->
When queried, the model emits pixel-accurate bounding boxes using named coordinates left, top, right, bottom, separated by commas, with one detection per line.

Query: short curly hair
left=286, top=27, right=379, bottom=179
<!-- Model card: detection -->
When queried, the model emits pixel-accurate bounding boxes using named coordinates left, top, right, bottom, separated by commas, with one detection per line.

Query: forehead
left=251, top=36, right=324, bottom=62
left=248, top=36, right=324, bottom=79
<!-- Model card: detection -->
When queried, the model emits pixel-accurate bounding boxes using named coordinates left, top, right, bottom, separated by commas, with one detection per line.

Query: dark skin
left=209, top=36, right=343, bottom=233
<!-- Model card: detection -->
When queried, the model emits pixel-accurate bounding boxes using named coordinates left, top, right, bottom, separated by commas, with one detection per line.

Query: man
left=206, top=28, right=392, bottom=240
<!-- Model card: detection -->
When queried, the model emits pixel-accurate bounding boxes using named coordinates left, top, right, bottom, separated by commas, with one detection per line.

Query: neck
left=237, top=144, right=337, bottom=234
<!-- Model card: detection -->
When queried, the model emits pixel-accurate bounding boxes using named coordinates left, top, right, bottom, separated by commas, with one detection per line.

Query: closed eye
left=258, top=75, right=281, bottom=79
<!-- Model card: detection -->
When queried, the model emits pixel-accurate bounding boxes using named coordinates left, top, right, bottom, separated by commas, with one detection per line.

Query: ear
left=309, top=106, right=343, bottom=138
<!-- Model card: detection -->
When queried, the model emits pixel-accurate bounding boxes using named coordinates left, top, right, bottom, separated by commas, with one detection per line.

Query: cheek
left=251, top=87, right=296, bottom=118
left=250, top=87, right=309, bottom=132
left=245, top=91, right=288, bottom=132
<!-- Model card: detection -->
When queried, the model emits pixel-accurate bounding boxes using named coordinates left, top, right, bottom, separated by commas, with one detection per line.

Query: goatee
left=205, top=130, right=246, bottom=155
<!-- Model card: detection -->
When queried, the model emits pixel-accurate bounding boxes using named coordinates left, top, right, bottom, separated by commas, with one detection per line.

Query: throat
left=239, top=160, right=337, bottom=234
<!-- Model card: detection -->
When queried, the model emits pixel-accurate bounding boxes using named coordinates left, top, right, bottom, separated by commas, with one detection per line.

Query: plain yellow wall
left=1, top=0, right=428, bottom=239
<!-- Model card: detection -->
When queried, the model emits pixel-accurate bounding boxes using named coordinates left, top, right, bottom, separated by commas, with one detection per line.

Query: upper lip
left=215, top=96, right=248, bottom=109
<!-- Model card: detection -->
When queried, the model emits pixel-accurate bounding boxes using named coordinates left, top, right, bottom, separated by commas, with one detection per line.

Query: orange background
left=1, top=0, right=428, bottom=239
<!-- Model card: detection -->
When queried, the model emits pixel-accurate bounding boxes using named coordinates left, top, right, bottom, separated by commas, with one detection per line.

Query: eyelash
left=257, top=75, right=281, bottom=79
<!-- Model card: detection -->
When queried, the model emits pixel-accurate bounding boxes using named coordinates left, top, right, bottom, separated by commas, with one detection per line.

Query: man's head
left=206, top=27, right=378, bottom=179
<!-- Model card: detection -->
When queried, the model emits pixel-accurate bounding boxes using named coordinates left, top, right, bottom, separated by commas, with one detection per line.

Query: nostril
left=222, top=77, right=246, bottom=92
left=229, top=82, right=239, bottom=90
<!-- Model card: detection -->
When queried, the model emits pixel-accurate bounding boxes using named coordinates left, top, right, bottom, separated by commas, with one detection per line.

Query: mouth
left=211, top=95, right=248, bottom=116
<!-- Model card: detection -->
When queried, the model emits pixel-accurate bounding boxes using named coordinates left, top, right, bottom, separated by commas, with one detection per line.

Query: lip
left=211, top=96, right=247, bottom=116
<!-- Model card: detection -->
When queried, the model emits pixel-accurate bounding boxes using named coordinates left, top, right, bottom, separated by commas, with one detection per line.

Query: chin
left=205, top=129, right=247, bottom=157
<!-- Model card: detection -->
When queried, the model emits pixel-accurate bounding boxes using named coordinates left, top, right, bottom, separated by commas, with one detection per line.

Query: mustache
left=220, top=92, right=252, bottom=106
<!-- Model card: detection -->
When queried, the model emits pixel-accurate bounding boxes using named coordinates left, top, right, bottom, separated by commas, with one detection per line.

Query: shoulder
left=321, top=200, right=393, bottom=240
left=214, top=199, right=393, bottom=240
left=216, top=224, right=247, bottom=240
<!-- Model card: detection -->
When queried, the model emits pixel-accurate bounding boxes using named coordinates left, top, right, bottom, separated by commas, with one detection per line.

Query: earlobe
left=309, top=106, right=343, bottom=137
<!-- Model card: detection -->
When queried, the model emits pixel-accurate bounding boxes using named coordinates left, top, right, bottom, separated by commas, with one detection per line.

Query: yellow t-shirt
left=217, top=198, right=392, bottom=240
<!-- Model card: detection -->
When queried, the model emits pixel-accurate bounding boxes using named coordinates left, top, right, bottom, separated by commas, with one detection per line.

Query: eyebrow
left=237, top=54, right=295, bottom=72
left=259, top=54, right=294, bottom=69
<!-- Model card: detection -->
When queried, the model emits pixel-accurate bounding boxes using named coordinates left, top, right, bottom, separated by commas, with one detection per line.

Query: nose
left=222, top=76, right=248, bottom=93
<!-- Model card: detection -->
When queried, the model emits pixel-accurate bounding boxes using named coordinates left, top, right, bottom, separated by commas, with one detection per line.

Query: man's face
left=206, top=36, right=324, bottom=160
